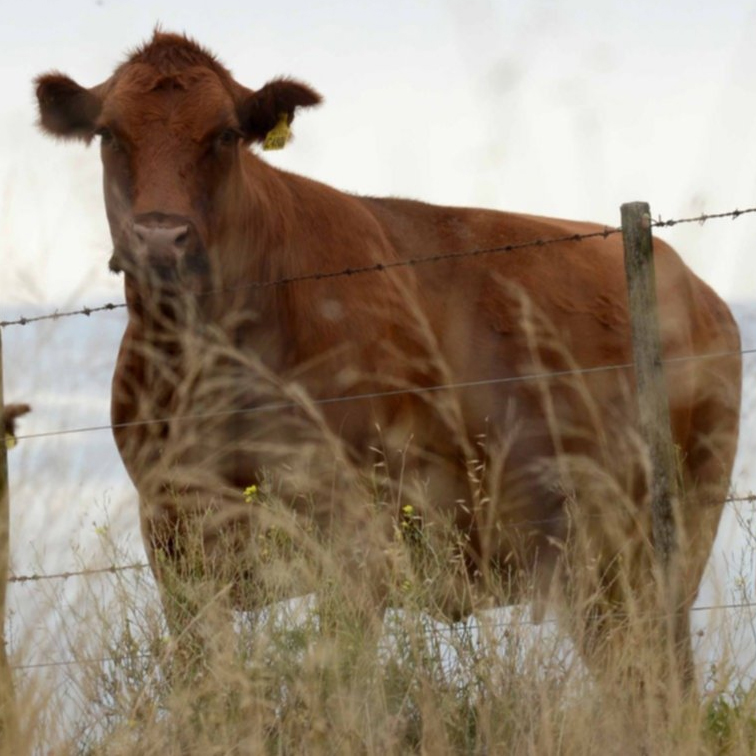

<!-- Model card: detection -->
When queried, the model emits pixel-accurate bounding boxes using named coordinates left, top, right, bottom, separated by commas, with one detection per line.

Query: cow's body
left=35, top=32, right=741, bottom=682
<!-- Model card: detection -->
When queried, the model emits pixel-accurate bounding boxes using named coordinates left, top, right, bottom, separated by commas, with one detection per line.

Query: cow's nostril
left=174, top=230, right=188, bottom=246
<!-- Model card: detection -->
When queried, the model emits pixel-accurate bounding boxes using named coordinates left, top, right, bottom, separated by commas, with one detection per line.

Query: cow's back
left=360, top=195, right=741, bottom=486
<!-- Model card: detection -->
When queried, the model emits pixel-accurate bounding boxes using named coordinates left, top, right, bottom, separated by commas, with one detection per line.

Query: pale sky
left=2, top=0, right=756, bottom=306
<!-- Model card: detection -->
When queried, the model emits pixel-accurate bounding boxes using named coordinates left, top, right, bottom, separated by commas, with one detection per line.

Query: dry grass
left=2, top=485, right=754, bottom=756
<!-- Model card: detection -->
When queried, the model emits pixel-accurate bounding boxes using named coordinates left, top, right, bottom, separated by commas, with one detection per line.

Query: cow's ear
left=35, top=73, right=104, bottom=142
left=238, top=78, right=322, bottom=144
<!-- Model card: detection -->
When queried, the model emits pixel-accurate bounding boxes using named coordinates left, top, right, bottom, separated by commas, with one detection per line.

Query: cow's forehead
left=102, top=63, right=238, bottom=135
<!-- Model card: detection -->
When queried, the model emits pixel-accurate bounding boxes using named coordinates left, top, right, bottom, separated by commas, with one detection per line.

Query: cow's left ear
left=238, top=78, right=322, bottom=144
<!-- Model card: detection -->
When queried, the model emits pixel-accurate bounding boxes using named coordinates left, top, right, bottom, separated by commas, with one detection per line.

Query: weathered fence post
left=621, top=201, right=692, bottom=689
left=621, top=201, right=680, bottom=568
left=0, top=331, right=17, bottom=749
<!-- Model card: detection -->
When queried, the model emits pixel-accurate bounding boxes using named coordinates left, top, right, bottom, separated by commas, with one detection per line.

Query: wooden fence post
left=621, top=201, right=680, bottom=570
left=621, top=201, right=697, bottom=692
left=0, top=331, right=17, bottom=749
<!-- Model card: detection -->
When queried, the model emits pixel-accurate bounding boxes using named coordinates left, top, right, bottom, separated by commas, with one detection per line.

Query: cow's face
left=35, top=32, right=320, bottom=295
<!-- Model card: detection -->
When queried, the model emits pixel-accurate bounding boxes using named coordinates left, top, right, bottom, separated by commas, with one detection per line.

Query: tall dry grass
left=4, top=474, right=755, bottom=756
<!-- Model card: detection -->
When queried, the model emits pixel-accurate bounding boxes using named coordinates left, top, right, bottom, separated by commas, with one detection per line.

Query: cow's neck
left=215, top=154, right=301, bottom=283
left=200, top=155, right=313, bottom=368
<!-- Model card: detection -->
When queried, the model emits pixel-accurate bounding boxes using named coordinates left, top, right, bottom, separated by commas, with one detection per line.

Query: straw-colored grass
left=5, top=477, right=755, bottom=756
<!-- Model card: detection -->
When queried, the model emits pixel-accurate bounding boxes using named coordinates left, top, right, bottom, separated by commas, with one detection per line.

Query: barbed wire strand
left=2, top=203, right=755, bottom=332
left=8, top=345, right=754, bottom=445
left=8, top=492, right=756, bottom=587
left=8, top=563, right=149, bottom=584
left=11, top=597, right=756, bottom=673
left=12, top=652, right=152, bottom=673
left=651, top=206, right=756, bottom=228
left=0, top=226, right=621, bottom=330
left=0, top=302, right=125, bottom=330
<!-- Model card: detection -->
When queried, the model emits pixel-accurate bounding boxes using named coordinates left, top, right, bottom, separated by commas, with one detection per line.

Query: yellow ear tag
left=263, top=113, right=291, bottom=151
left=4, top=433, right=16, bottom=451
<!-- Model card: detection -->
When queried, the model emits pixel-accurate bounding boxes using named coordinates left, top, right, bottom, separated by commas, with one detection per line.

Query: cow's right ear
left=35, top=73, right=104, bottom=142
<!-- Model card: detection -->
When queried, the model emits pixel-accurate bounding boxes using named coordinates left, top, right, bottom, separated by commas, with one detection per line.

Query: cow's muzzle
left=110, top=212, right=209, bottom=281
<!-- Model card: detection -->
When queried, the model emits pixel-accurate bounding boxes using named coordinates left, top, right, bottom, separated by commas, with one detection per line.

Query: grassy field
left=4, top=488, right=756, bottom=756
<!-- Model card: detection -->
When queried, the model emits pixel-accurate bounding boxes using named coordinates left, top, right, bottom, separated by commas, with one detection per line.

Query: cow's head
left=35, top=31, right=321, bottom=296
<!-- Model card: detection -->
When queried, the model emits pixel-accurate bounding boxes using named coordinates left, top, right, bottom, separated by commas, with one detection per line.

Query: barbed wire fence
left=1, top=201, right=755, bottom=675
left=7, top=490, right=756, bottom=587
left=3, top=204, right=755, bottom=331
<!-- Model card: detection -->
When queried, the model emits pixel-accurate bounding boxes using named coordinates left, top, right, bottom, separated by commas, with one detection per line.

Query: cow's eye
left=216, top=128, right=240, bottom=148
left=95, top=127, right=120, bottom=151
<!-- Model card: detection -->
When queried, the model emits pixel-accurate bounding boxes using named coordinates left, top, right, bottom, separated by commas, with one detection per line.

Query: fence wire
left=11, top=597, right=756, bottom=674
left=8, top=563, right=149, bottom=584
left=2, top=203, right=754, bottom=332
left=0, top=226, right=622, bottom=330
left=651, top=205, right=756, bottom=228
left=8, top=345, right=754, bottom=446
left=7, top=491, right=756, bottom=587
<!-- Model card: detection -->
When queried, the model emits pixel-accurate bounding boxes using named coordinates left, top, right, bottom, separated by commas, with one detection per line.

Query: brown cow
left=35, top=31, right=741, bottom=688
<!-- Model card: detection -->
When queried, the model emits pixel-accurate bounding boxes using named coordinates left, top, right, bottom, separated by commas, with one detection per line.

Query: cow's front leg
left=141, top=494, right=240, bottom=681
